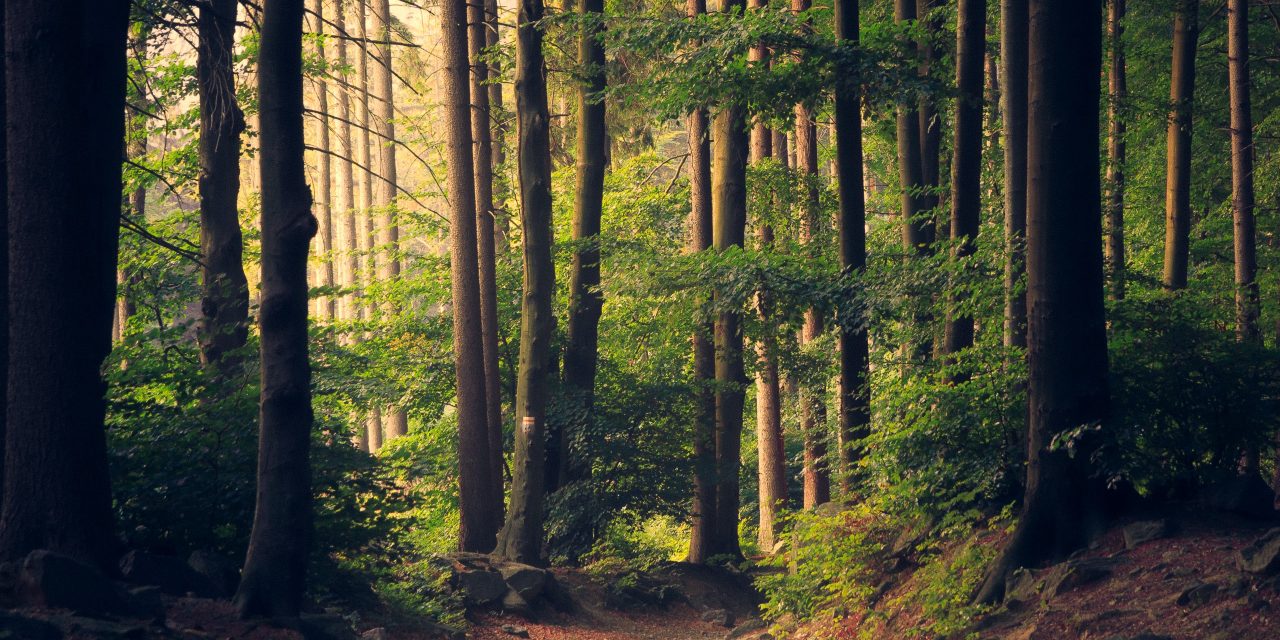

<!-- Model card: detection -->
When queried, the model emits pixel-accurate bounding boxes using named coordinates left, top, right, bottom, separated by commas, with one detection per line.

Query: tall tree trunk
left=1104, top=0, right=1126, bottom=302
left=0, top=0, right=127, bottom=569
left=355, top=0, right=382, bottom=450
left=335, top=0, right=359, bottom=334
left=1162, top=0, right=1198, bottom=291
left=685, top=0, right=717, bottom=568
left=916, top=0, right=941, bottom=244
left=444, top=0, right=501, bottom=553
left=833, top=0, right=869, bottom=497
left=494, top=0, right=555, bottom=564
left=975, top=0, right=1108, bottom=603
left=470, top=0, right=506, bottom=521
left=895, top=0, right=929, bottom=363
left=236, top=0, right=317, bottom=618
left=485, top=0, right=509, bottom=243
left=942, top=0, right=986, bottom=359
left=308, top=0, right=334, bottom=322
left=198, top=0, right=251, bottom=373
left=371, top=0, right=408, bottom=439
left=0, top=5, right=5, bottom=497
left=1228, top=0, right=1257, bottom=345
left=1002, top=0, right=1028, bottom=347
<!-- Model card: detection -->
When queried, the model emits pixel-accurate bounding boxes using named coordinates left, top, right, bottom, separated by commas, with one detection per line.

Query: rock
left=186, top=550, right=240, bottom=597
left=726, top=618, right=767, bottom=639
left=456, top=568, right=507, bottom=605
left=603, top=572, right=680, bottom=610
left=498, top=563, right=548, bottom=601
left=1238, top=528, right=1280, bottom=576
left=701, top=608, right=733, bottom=627
left=1045, top=558, right=1115, bottom=596
left=541, top=574, right=576, bottom=613
left=0, top=611, right=63, bottom=640
left=1202, top=475, right=1277, bottom=520
left=1226, top=574, right=1251, bottom=598
left=120, top=550, right=214, bottom=597
left=121, top=585, right=165, bottom=620
left=501, top=589, right=532, bottom=617
left=359, top=629, right=389, bottom=640
left=16, top=550, right=126, bottom=616
left=500, top=624, right=529, bottom=638
left=1004, top=567, right=1041, bottom=608
left=1122, top=520, right=1170, bottom=549
left=1162, top=566, right=1197, bottom=580
left=1174, top=581, right=1218, bottom=607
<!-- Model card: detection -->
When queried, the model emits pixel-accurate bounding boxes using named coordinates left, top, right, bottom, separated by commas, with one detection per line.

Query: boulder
left=726, top=618, right=768, bottom=639
left=1238, top=528, right=1280, bottom=576
left=1004, top=568, right=1041, bottom=608
left=121, top=585, right=165, bottom=620
left=501, top=590, right=532, bottom=617
left=700, top=608, right=733, bottom=627
left=1045, top=558, right=1115, bottom=597
left=120, top=550, right=213, bottom=597
left=1174, top=581, right=1218, bottom=607
left=1122, top=520, right=1170, bottom=549
left=603, top=572, right=680, bottom=610
left=0, top=612, right=63, bottom=640
left=16, top=550, right=126, bottom=616
left=187, top=550, right=240, bottom=597
left=498, top=563, right=548, bottom=601
left=500, top=624, right=529, bottom=638
left=1202, top=475, right=1277, bottom=520
left=456, top=568, right=507, bottom=605
left=360, top=629, right=389, bottom=640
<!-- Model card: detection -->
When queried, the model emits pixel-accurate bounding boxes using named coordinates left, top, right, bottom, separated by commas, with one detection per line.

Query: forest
left=2, top=0, right=1280, bottom=638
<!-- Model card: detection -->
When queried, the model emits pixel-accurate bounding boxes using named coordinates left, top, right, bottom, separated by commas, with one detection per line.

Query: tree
left=197, top=0, right=250, bottom=372
left=560, top=0, right=608, bottom=488
left=1162, top=0, right=1198, bottom=291
left=711, top=0, right=748, bottom=560
left=443, top=0, right=501, bottom=553
left=0, top=4, right=6, bottom=498
left=469, top=0, right=506, bottom=511
left=894, top=0, right=929, bottom=364
left=833, top=0, right=869, bottom=496
left=495, top=0, right=556, bottom=565
left=916, top=0, right=942, bottom=244
left=356, top=0, right=382, bottom=450
left=235, top=0, right=318, bottom=617
left=685, top=0, right=717, bottom=565
left=1228, top=0, right=1257, bottom=345
left=0, top=0, right=128, bottom=569
left=1104, top=0, right=1126, bottom=302
left=976, top=0, right=1108, bottom=603
left=307, top=0, right=335, bottom=322
left=942, top=0, right=986, bottom=359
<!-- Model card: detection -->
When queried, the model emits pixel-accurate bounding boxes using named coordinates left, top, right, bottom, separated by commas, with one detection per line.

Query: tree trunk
left=485, top=0, right=509, bottom=243
left=1001, top=0, right=1028, bottom=349
left=895, top=0, right=929, bottom=364
left=1228, top=0, right=1257, bottom=345
left=355, top=0, right=382, bottom=450
left=685, top=0, right=717, bottom=567
left=559, top=0, right=608, bottom=490
left=916, top=0, right=941, bottom=245
left=308, top=0, right=334, bottom=323
left=335, top=0, right=359, bottom=334
left=494, top=0, right=556, bottom=565
left=0, top=0, right=127, bottom=569
left=1104, top=0, right=1126, bottom=302
left=833, top=0, right=869, bottom=498
left=444, top=0, right=501, bottom=553
left=198, top=0, right=251, bottom=373
left=942, top=0, right=986, bottom=360
left=470, top=0, right=506, bottom=521
left=1162, top=0, right=1198, bottom=291
left=975, top=0, right=1108, bottom=604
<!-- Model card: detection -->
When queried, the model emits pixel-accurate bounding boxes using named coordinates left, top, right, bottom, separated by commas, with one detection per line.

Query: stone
left=1046, top=558, right=1115, bottom=597
left=1202, top=475, right=1277, bottom=520
left=701, top=608, right=733, bottom=627
left=187, top=550, right=240, bottom=597
left=122, top=585, right=165, bottom=620
left=1004, top=567, right=1041, bottom=608
left=726, top=618, right=767, bottom=639
left=501, top=590, right=532, bottom=617
left=1122, top=520, right=1170, bottom=549
left=603, top=572, right=680, bottom=610
left=1238, top=528, right=1280, bottom=576
left=16, top=550, right=126, bottom=616
left=359, top=629, right=389, bottom=640
left=456, top=568, right=507, bottom=605
left=1174, top=582, right=1218, bottom=607
left=0, top=612, right=63, bottom=640
left=1226, top=574, right=1251, bottom=598
left=500, top=624, right=529, bottom=638
left=498, top=563, right=548, bottom=601
left=120, top=550, right=214, bottom=597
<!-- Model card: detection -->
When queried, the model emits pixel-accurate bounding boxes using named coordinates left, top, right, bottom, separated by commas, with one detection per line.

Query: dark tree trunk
left=0, top=0, right=127, bottom=569
left=685, top=0, right=716, bottom=566
left=1162, top=0, right=1198, bottom=291
left=0, top=4, right=6, bottom=496
left=198, top=0, right=250, bottom=373
left=445, top=0, right=501, bottom=553
left=469, top=0, right=506, bottom=523
left=1104, top=0, right=1126, bottom=302
left=895, top=0, right=926, bottom=255
left=495, top=0, right=555, bottom=565
left=1228, top=0, right=1257, bottom=344
left=916, top=0, right=942, bottom=244
left=559, top=0, right=607, bottom=489
left=235, top=0, right=318, bottom=618
left=485, top=0, right=509, bottom=244
left=975, top=0, right=1108, bottom=604
left=942, top=0, right=986, bottom=360
left=833, top=0, right=869, bottom=497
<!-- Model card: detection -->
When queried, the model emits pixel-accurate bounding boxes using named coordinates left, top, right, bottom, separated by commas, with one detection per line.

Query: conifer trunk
left=1228, top=0, right=1257, bottom=344
left=1104, top=0, right=1126, bottom=302
left=1162, top=0, right=1198, bottom=290
left=308, top=0, right=334, bottom=322
left=335, top=0, right=359, bottom=334
left=355, top=0, right=382, bottom=450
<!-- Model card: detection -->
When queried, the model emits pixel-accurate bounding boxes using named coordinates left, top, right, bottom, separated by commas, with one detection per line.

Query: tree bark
left=470, top=0, right=506, bottom=521
left=1228, top=0, right=1257, bottom=345
left=894, top=0, right=930, bottom=364
left=916, top=0, right=941, bottom=244
left=308, top=0, right=334, bottom=323
left=495, top=0, right=556, bottom=565
left=354, top=0, right=382, bottom=451
left=1162, top=0, right=1198, bottom=291
left=0, top=0, right=128, bottom=569
left=485, top=0, right=509, bottom=243
left=975, top=0, right=1108, bottom=604
left=1104, top=0, right=1126, bottom=302
left=335, top=0, right=359, bottom=333
left=198, top=0, right=251, bottom=373
left=942, top=0, right=986, bottom=360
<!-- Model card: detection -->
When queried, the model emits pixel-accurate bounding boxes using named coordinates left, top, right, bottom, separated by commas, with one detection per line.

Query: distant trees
left=1162, top=0, right=1198, bottom=290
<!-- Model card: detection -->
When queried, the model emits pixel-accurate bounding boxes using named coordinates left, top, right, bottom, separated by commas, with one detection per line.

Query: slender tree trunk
left=444, top=0, right=501, bottom=553
left=975, top=0, right=1108, bottom=603
left=895, top=0, right=930, bottom=364
left=1228, top=0, right=1257, bottom=344
left=942, top=0, right=986, bottom=360
left=833, top=0, right=869, bottom=497
left=198, top=0, right=251, bottom=373
left=1104, top=0, right=1126, bottom=302
left=485, top=0, right=509, bottom=244
left=308, top=0, right=334, bottom=322
left=495, top=0, right=555, bottom=564
left=0, top=0, right=127, bottom=569
left=355, top=0, right=382, bottom=450
left=335, top=0, right=359, bottom=333
left=0, top=5, right=5, bottom=497
left=1162, top=0, right=1198, bottom=291
left=235, top=0, right=317, bottom=618
left=916, top=0, right=941, bottom=244
left=685, top=0, right=717, bottom=567
left=470, top=0, right=506, bottom=521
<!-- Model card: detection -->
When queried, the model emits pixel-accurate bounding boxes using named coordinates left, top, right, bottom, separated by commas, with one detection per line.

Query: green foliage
left=583, top=513, right=690, bottom=574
